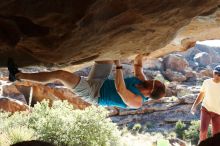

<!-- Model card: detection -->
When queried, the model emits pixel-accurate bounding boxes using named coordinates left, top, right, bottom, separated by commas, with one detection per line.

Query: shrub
left=183, top=120, right=211, bottom=145
left=6, top=126, right=36, bottom=144
left=131, top=123, right=142, bottom=135
left=175, top=120, right=186, bottom=139
left=30, top=100, right=121, bottom=146
left=0, top=133, right=10, bottom=146
left=166, top=132, right=176, bottom=139
left=0, top=100, right=122, bottom=146
left=0, top=111, right=37, bottom=146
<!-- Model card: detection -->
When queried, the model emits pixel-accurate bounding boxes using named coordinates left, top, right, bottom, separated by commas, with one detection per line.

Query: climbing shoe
left=7, top=58, right=20, bottom=82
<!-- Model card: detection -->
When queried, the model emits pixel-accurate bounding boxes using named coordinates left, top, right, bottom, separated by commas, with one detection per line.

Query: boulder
left=179, top=47, right=201, bottom=61
left=143, top=70, right=163, bottom=80
left=196, top=44, right=220, bottom=63
left=16, top=83, right=59, bottom=106
left=51, top=87, right=92, bottom=109
left=166, top=82, right=178, bottom=96
left=2, top=84, right=27, bottom=104
left=182, top=67, right=197, bottom=81
left=0, top=97, right=28, bottom=112
left=143, top=58, right=164, bottom=71
left=163, top=54, right=189, bottom=73
left=198, top=68, right=213, bottom=78
left=163, top=69, right=187, bottom=82
left=178, top=94, right=197, bottom=104
left=15, top=81, right=91, bottom=109
left=165, top=85, right=176, bottom=97
left=176, top=84, right=193, bottom=97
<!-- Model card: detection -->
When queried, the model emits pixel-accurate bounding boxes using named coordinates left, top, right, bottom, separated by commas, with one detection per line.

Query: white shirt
left=201, top=78, right=220, bottom=114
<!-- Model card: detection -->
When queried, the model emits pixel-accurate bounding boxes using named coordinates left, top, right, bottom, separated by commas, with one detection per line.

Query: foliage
left=0, top=133, right=10, bottom=146
left=183, top=120, right=211, bottom=145
left=0, top=100, right=122, bottom=146
left=0, top=111, right=37, bottom=146
left=175, top=120, right=186, bottom=139
left=6, top=126, right=36, bottom=144
left=166, top=132, right=176, bottom=139
left=131, top=123, right=142, bottom=135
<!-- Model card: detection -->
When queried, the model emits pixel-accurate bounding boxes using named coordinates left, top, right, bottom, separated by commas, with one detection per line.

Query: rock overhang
left=0, top=0, right=219, bottom=70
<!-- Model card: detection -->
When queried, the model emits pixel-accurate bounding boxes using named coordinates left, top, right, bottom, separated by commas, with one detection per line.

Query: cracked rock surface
left=0, top=0, right=219, bottom=68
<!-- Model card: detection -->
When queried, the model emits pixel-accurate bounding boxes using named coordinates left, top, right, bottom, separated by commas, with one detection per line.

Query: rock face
left=0, top=0, right=219, bottom=68
left=164, top=69, right=187, bottom=82
left=0, top=97, right=28, bottom=112
left=2, top=84, right=27, bottom=104
left=14, top=81, right=91, bottom=109
left=163, top=54, right=189, bottom=72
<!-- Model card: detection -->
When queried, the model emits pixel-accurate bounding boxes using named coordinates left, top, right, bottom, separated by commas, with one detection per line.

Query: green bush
left=6, top=126, right=36, bottom=144
left=183, top=120, right=211, bottom=145
left=0, top=111, right=37, bottom=146
left=131, top=123, right=142, bottom=135
left=0, top=100, right=122, bottom=146
left=175, top=120, right=186, bottom=139
left=0, top=133, right=10, bottom=146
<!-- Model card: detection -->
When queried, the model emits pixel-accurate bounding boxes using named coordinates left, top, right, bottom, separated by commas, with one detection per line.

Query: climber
left=8, top=54, right=166, bottom=109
